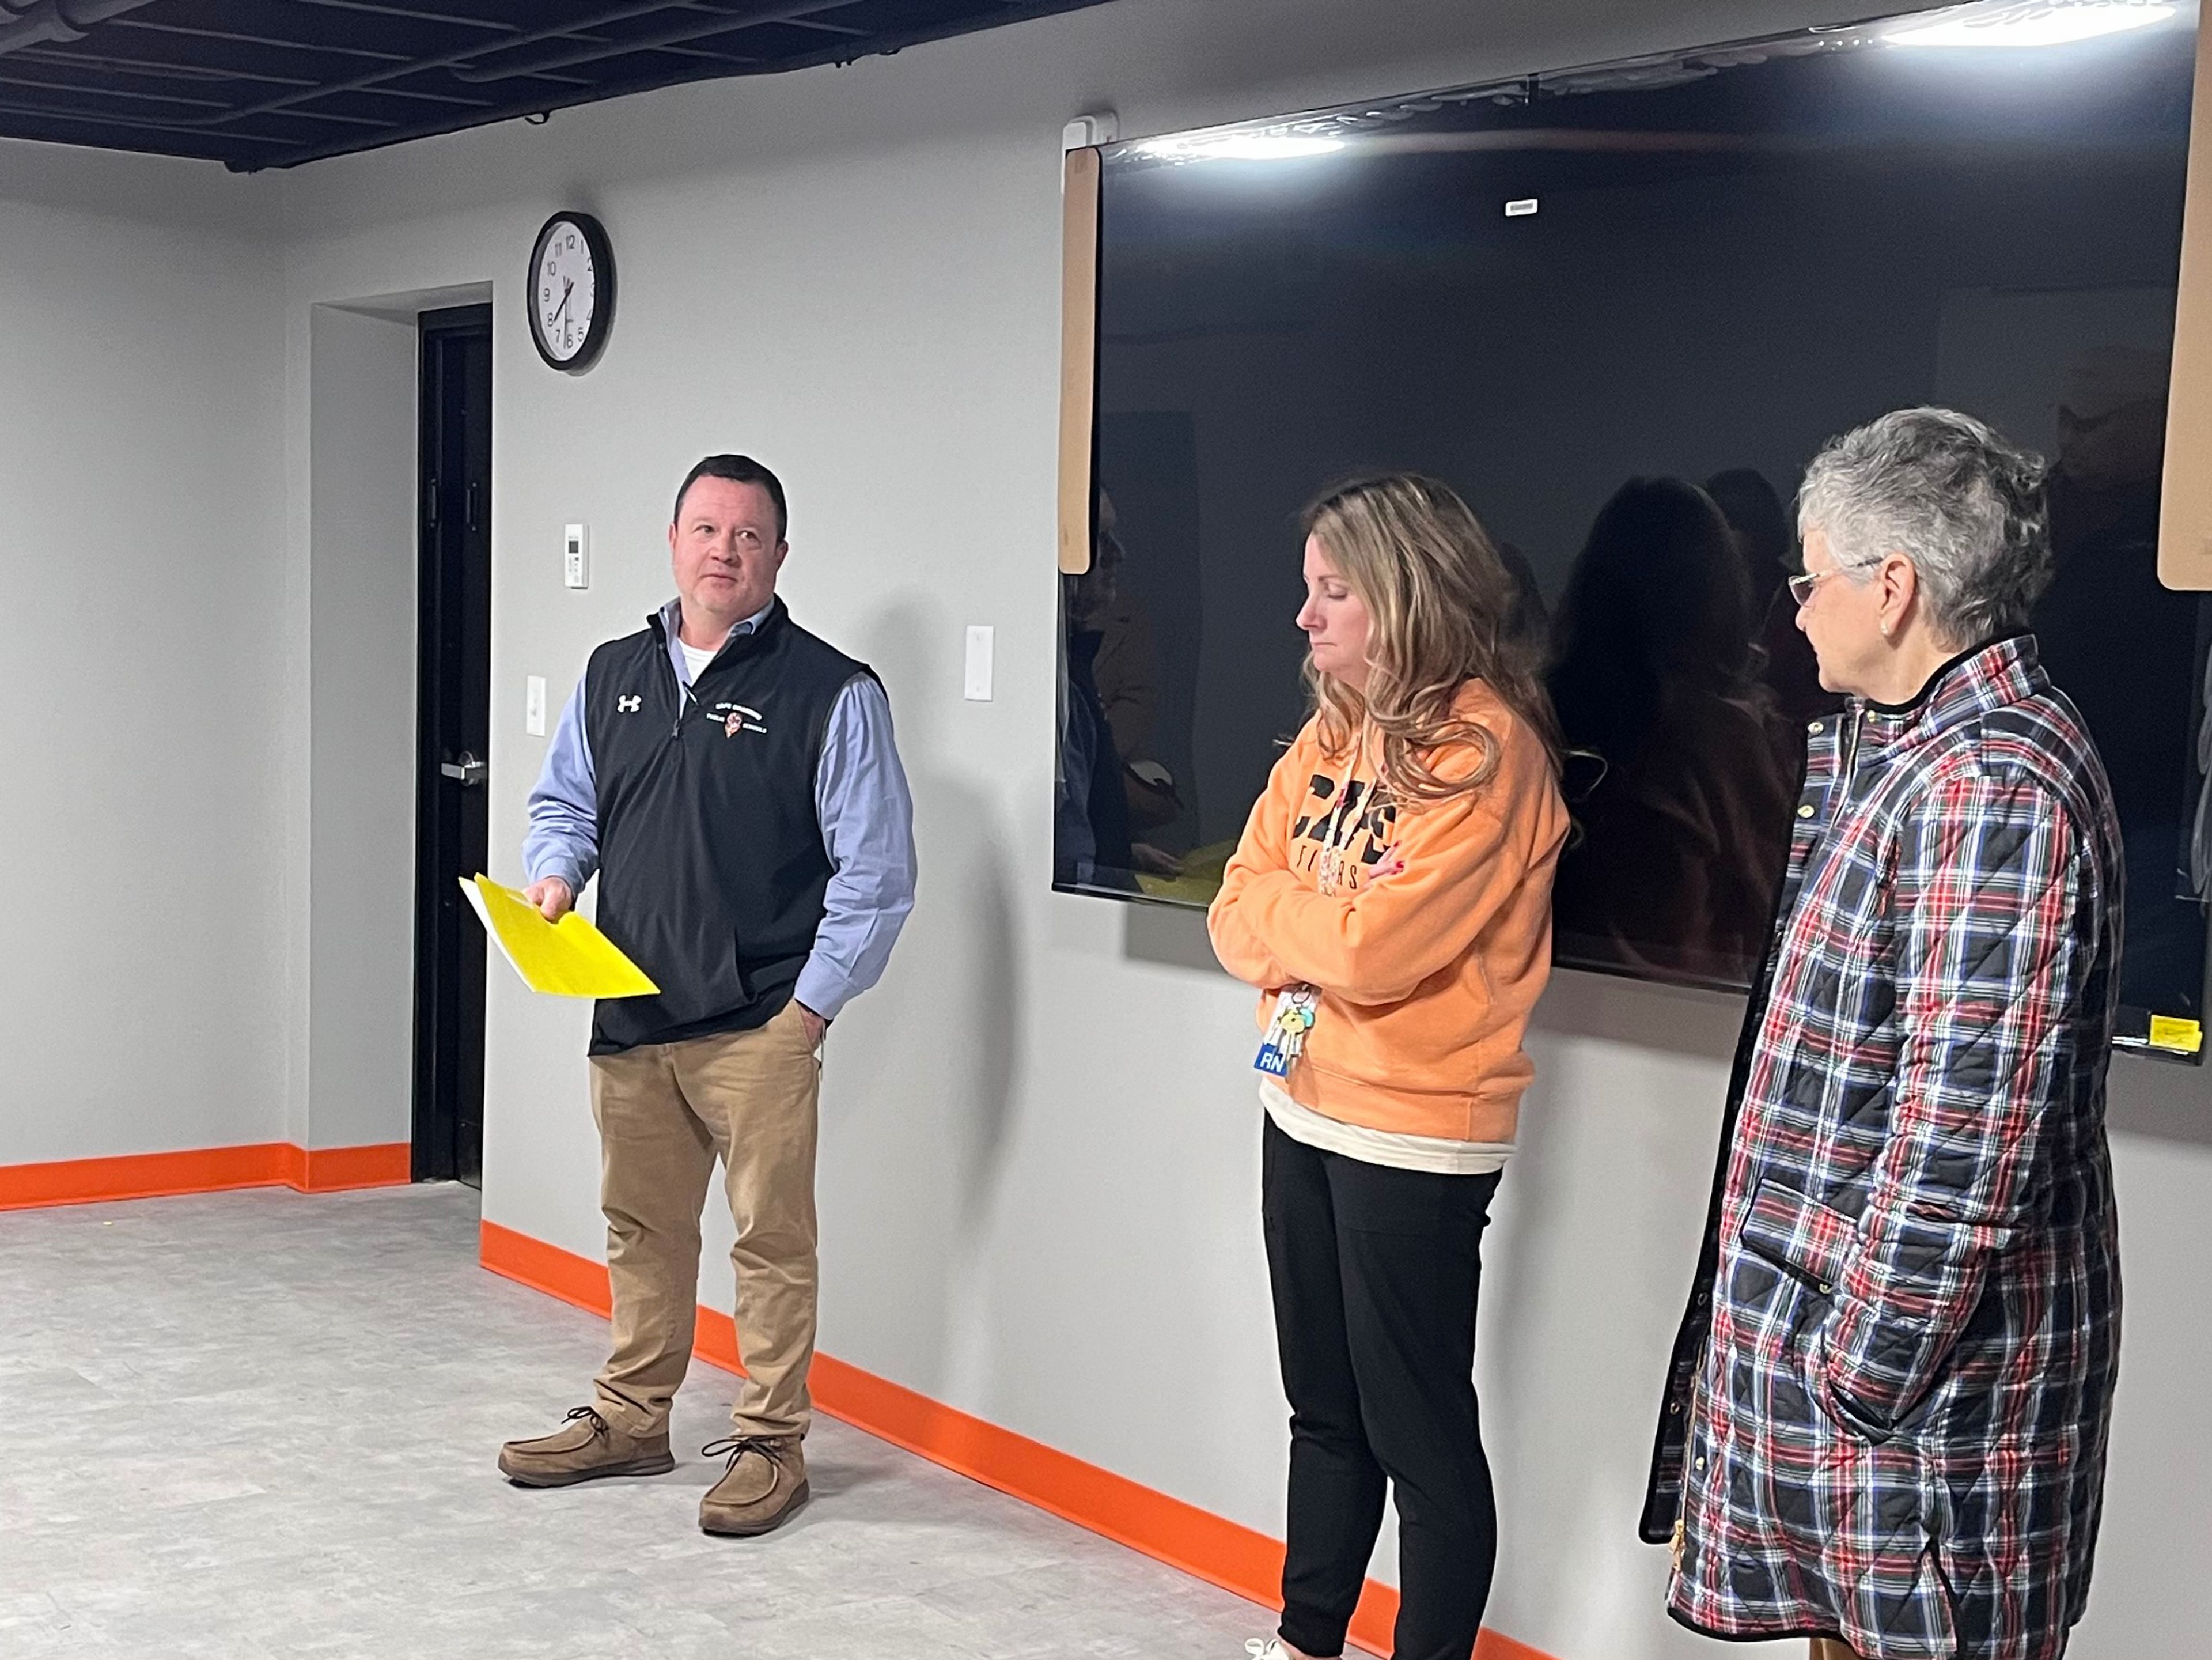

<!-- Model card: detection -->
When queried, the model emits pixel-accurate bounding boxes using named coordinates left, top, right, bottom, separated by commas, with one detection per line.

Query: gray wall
left=0, top=153, right=428, bottom=1164
left=306, top=305, right=419, bottom=1152
left=0, top=154, right=290, bottom=1163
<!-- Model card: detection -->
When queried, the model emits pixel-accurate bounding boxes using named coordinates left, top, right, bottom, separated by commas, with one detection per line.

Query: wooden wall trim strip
left=477, top=1219, right=1556, bottom=1660
left=2161, top=10, right=2212, bottom=588
left=1058, top=144, right=1102, bottom=577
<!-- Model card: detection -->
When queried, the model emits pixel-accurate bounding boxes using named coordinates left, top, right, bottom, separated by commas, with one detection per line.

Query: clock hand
left=550, top=278, right=573, bottom=326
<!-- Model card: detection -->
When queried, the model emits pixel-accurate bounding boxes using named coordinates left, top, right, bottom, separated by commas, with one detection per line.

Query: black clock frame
left=527, top=210, right=615, bottom=373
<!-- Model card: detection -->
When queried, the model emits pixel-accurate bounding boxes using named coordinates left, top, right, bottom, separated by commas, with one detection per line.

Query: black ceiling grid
left=0, top=0, right=1120, bottom=171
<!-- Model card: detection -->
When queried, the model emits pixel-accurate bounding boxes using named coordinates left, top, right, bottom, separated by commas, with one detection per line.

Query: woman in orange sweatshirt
left=1210, top=475, right=1567, bottom=1660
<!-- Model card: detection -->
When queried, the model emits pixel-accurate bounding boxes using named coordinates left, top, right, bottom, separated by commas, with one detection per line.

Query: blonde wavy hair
left=1303, top=473, right=1562, bottom=803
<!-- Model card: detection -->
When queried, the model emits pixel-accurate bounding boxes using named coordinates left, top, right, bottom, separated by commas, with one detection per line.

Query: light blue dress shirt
left=524, top=597, right=918, bottom=1022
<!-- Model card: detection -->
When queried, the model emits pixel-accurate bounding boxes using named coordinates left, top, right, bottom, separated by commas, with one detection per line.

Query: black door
left=412, top=304, right=493, bottom=1185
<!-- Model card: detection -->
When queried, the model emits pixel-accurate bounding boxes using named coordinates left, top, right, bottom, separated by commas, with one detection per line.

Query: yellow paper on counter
left=460, top=875, right=659, bottom=999
left=2149, top=1014, right=2203, bottom=1056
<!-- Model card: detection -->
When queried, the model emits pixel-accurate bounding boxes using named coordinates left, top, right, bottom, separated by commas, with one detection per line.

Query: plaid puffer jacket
left=1641, top=636, right=2123, bottom=1660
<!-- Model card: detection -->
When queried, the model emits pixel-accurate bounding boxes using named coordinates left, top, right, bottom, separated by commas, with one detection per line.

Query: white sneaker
left=1245, top=1643, right=1293, bottom=1660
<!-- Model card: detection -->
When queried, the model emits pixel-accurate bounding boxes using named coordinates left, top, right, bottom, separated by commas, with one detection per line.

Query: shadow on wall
left=1113, top=910, right=2212, bottom=1149
left=2107, top=1049, right=2212, bottom=1149
left=1122, top=901, right=1224, bottom=975
left=1480, top=970, right=1741, bottom=1651
left=817, top=598, right=1022, bottom=1389
left=1532, top=960, right=2212, bottom=1151
left=1528, top=969, right=1744, bottom=1062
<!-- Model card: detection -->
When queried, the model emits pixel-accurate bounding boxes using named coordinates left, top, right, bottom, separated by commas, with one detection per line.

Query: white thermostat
left=563, top=523, right=590, bottom=588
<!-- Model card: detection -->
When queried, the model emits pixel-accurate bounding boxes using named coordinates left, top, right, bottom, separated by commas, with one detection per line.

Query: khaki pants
left=1810, top=1642, right=1858, bottom=1660
left=587, top=1000, right=821, bottom=1441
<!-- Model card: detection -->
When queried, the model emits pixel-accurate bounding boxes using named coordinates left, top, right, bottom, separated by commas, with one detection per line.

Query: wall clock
left=528, top=211, right=614, bottom=372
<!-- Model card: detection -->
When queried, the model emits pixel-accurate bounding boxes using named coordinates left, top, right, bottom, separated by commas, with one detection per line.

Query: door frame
left=410, top=301, right=494, bottom=1183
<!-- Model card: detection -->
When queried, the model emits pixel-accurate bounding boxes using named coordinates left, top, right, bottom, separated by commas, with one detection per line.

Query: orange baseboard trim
left=0, top=1141, right=412, bottom=1212
left=281, top=1141, right=414, bottom=1193
left=477, top=1219, right=754, bottom=1371
left=477, top=1219, right=1555, bottom=1660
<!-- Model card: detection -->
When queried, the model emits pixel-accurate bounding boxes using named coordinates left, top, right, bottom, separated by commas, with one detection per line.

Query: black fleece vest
left=582, top=598, right=870, bottom=1054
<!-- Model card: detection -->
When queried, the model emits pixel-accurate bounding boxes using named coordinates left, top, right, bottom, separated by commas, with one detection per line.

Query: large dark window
left=1063, top=5, right=2210, bottom=1055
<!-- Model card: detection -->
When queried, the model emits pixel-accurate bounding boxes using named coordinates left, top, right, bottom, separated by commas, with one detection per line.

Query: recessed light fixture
left=1887, top=0, right=2176, bottom=48
left=1134, top=130, right=1346, bottom=162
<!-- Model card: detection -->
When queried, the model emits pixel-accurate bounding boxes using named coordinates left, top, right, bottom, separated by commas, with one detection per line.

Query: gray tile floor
left=0, top=1183, right=1282, bottom=1659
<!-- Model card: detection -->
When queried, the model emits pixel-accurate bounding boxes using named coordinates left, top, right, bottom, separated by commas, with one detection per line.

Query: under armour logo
left=617, top=694, right=642, bottom=713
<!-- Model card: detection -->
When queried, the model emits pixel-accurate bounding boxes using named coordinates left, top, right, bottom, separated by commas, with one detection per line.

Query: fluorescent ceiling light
left=1888, top=1, right=2176, bottom=47
left=1134, top=131, right=1346, bottom=162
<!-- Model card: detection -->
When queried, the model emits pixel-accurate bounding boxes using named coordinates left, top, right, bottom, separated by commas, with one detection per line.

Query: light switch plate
left=525, top=675, right=547, bottom=736
left=563, top=523, right=590, bottom=589
left=964, top=625, right=995, bottom=701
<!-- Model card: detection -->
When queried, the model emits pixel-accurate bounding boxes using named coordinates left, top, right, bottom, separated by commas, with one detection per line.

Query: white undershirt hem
left=1259, top=1079, right=1514, bottom=1176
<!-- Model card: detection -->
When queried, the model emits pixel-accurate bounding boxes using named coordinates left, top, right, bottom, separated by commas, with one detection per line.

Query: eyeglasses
left=1786, top=568, right=1845, bottom=607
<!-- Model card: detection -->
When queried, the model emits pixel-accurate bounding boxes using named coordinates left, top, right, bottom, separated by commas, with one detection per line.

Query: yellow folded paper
left=2149, top=1014, right=2203, bottom=1056
left=460, top=874, right=660, bottom=999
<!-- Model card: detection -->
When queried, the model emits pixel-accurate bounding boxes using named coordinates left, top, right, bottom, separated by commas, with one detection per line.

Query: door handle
left=440, top=751, right=488, bottom=787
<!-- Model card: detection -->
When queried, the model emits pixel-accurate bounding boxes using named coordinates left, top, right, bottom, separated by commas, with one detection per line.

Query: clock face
left=529, top=213, right=613, bottom=370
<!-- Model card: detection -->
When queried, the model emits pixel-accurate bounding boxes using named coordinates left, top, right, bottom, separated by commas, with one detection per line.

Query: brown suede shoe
left=698, top=1435, right=809, bottom=1536
left=498, top=1405, right=675, bottom=1488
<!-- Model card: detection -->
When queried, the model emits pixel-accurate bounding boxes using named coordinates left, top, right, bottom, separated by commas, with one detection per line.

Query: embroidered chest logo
left=715, top=701, right=768, bottom=738
left=616, top=694, right=642, bottom=714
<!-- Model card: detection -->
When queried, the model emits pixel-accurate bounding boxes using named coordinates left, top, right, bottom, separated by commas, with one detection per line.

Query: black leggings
left=1260, top=1116, right=1502, bottom=1660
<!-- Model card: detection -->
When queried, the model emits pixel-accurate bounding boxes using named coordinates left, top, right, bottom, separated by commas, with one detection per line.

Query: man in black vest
left=497, top=454, right=916, bottom=1538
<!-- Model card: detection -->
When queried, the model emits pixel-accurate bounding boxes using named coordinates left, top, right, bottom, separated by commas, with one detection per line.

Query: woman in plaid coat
left=1643, top=409, right=2124, bottom=1660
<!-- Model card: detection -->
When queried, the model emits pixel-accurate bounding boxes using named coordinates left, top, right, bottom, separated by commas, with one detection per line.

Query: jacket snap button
left=1668, top=1401, right=1680, bottom=1415
left=1797, top=804, right=1816, bottom=819
left=1695, top=1457, right=1706, bottom=1470
left=1808, top=721, right=1823, bottom=734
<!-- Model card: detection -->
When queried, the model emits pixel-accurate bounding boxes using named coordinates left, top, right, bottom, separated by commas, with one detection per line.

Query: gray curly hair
left=1797, top=406, right=2052, bottom=648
